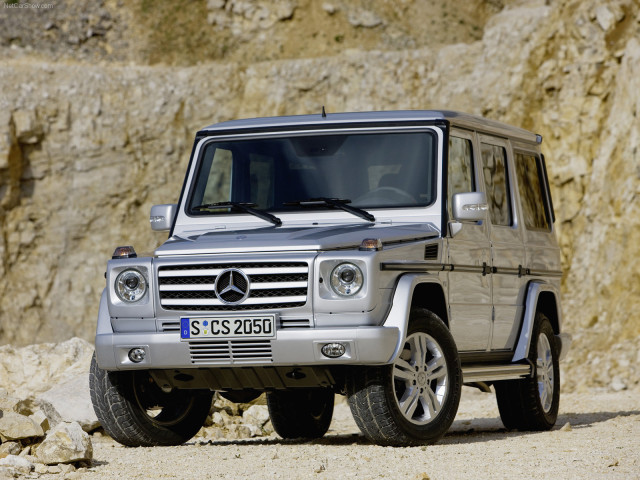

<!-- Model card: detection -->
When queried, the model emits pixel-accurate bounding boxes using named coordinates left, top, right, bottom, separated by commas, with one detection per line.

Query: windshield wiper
left=284, top=197, right=375, bottom=223
left=193, top=201, right=282, bottom=227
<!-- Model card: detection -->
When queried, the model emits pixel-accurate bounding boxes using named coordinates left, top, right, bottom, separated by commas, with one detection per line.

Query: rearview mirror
left=150, top=204, right=177, bottom=231
left=452, top=192, right=488, bottom=223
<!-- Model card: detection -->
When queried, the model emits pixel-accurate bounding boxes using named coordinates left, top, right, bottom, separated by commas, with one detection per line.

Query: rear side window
left=481, top=143, right=512, bottom=226
left=515, top=152, right=550, bottom=231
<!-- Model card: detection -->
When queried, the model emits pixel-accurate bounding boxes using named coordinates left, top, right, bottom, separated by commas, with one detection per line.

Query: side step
left=462, top=363, right=532, bottom=383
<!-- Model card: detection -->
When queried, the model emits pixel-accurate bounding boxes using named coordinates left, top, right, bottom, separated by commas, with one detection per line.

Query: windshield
left=186, top=131, right=437, bottom=215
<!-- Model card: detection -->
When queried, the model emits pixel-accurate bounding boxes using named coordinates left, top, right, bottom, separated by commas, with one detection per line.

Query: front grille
left=161, top=321, right=181, bottom=332
left=189, top=340, right=273, bottom=364
left=158, top=262, right=309, bottom=312
left=279, top=318, right=312, bottom=328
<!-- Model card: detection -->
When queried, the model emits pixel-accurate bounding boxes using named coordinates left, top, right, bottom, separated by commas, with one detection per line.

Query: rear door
left=478, top=136, right=526, bottom=351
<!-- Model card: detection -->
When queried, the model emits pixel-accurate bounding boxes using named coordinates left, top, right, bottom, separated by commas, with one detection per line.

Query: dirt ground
left=37, top=387, right=639, bottom=480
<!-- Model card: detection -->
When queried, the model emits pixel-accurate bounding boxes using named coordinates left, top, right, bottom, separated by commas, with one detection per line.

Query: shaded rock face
left=0, top=0, right=639, bottom=393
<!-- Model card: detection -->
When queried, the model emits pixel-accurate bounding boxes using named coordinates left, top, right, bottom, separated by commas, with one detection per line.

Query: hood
left=154, top=222, right=440, bottom=256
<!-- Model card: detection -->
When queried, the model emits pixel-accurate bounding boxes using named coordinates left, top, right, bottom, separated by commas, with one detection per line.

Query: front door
left=446, top=131, right=492, bottom=351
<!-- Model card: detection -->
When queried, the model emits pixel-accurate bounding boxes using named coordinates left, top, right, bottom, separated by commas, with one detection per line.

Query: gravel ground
left=36, top=387, right=640, bottom=480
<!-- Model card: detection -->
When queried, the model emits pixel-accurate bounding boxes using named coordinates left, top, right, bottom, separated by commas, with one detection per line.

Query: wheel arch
left=410, top=282, right=449, bottom=328
left=512, top=281, right=562, bottom=362
left=383, top=274, right=448, bottom=362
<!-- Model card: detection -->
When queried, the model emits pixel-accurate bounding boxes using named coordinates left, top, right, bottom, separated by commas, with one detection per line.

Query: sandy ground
left=38, top=387, right=640, bottom=480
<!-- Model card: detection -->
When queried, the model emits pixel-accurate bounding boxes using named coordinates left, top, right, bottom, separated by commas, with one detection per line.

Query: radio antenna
left=322, top=106, right=327, bottom=118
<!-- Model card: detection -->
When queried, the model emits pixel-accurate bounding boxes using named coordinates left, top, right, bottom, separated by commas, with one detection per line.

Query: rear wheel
left=495, top=313, right=560, bottom=430
left=90, top=354, right=213, bottom=446
left=266, top=388, right=334, bottom=439
left=347, top=309, right=462, bottom=446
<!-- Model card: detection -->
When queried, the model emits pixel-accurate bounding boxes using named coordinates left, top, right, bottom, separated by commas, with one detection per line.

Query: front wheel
left=494, top=313, right=560, bottom=430
left=266, top=388, right=334, bottom=439
left=89, top=354, right=213, bottom=446
left=347, top=309, right=462, bottom=446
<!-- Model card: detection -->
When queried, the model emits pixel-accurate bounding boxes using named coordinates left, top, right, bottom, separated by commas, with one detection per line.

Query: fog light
left=128, top=348, right=146, bottom=363
left=321, top=343, right=346, bottom=358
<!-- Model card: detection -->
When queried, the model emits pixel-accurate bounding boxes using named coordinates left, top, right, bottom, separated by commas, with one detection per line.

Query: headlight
left=330, top=263, right=363, bottom=296
left=115, top=269, right=147, bottom=303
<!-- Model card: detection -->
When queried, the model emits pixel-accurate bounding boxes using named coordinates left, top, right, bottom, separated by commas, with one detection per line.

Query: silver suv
left=90, top=110, right=570, bottom=447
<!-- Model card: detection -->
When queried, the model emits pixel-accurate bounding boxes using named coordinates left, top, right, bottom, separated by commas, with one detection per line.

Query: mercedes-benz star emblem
left=214, top=268, right=250, bottom=305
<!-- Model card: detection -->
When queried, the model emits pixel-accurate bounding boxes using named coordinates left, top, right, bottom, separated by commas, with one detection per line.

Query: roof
left=199, top=110, right=541, bottom=144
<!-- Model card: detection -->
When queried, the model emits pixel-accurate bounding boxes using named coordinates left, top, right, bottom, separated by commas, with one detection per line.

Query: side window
left=515, top=152, right=550, bottom=231
left=448, top=136, right=475, bottom=219
left=481, top=143, right=512, bottom=226
left=201, top=148, right=232, bottom=204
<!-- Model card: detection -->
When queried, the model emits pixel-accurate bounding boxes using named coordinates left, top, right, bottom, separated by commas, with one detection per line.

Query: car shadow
left=191, top=409, right=640, bottom=448
left=439, top=409, right=640, bottom=445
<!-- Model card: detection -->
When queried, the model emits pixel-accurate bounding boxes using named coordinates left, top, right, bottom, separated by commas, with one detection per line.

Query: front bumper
left=95, top=326, right=400, bottom=371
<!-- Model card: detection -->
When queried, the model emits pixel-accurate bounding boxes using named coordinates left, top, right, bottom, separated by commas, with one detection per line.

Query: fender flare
left=96, top=288, right=113, bottom=335
left=382, top=273, right=446, bottom=363
left=95, top=288, right=117, bottom=369
left=512, top=281, right=563, bottom=362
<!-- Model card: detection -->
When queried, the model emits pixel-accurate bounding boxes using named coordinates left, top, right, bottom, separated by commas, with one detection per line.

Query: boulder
left=38, top=374, right=100, bottom=432
left=33, top=422, right=93, bottom=465
left=0, top=338, right=94, bottom=402
left=0, top=455, right=34, bottom=475
left=242, top=405, right=270, bottom=428
left=0, top=411, right=44, bottom=441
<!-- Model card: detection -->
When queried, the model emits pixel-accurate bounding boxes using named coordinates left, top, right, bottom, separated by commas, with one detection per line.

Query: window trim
left=184, top=128, right=440, bottom=218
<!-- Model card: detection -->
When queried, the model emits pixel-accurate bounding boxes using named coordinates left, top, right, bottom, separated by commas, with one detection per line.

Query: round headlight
left=115, top=269, right=147, bottom=303
left=330, top=263, right=363, bottom=296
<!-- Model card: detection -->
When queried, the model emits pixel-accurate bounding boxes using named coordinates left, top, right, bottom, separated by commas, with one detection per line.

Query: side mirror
left=452, top=192, right=488, bottom=223
left=150, top=204, right=177, bottom=232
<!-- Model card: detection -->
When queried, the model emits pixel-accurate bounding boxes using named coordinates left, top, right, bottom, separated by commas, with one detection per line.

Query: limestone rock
left=29, top=410, right=50, bottom=433
left=242, top=405, right=270, bottom=428
left=0, top=390, right=20, bottom=413
left=38, top=374, right=100, bottom=432
left=0, top=411, right=44, bottom=441
left=34, top=422, right=93, bottom=465
left=0, top=442, right=21, bottom=457
left=0, top=455, right=33, bottom=475
left=347, top=9, right=383, bottom=28
left=0, top=338, right=94, bottom=401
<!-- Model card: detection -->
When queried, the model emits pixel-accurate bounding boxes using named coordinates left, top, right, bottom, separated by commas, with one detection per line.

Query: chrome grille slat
left=158, top=262, right=309, bottom=312
left=161, top=296, right=306, bottom=306
left=159, top=266, right=308, bottom=277
left=280, top=318, right=312, bottom=328
left=159, top=281, right=307, bottom=291
left=188, top=340, right=273, bottom=364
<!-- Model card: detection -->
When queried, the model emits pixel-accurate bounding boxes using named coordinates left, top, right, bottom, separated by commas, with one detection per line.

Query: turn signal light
left=359, top=238, right=382, bottom=251
left=112, top=246, right=137, bottom=259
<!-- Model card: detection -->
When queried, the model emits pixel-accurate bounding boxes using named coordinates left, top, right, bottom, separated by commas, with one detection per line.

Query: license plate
left=180, top=315, right=275, bottom=340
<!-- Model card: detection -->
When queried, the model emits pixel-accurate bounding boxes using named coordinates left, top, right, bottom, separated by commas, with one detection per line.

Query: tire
left=495, top=312, right=560, bottom=431
left=89, top=354, right=213, bottom=447
left=346, top=309, right=462, bottom=446
left=266, top=388, right=334, bottom=439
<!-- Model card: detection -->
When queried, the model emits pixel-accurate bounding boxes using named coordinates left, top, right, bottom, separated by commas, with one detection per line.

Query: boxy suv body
left=90, top=110, right=570, bottom=447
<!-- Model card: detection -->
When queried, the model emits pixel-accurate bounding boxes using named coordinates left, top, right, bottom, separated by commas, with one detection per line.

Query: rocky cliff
left=1, top=0, right=639, bottom=392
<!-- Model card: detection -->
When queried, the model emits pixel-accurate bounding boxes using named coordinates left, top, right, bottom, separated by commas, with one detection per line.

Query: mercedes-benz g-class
left=90, top=110, right=570, bottom=447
